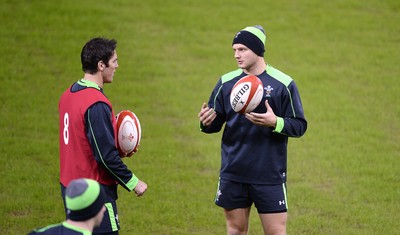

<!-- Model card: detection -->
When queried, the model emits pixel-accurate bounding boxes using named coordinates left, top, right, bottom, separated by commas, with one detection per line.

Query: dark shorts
left=61, top=183, right=120, bottom=234
left=214, top=178, right=288, bottom=214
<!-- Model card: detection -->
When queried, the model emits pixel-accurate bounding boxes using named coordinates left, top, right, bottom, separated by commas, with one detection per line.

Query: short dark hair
left=81, top=37, right=117, bottom=74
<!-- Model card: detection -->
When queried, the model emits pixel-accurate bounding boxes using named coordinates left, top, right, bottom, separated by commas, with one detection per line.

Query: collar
left=77, top=79, right=101, bottom=90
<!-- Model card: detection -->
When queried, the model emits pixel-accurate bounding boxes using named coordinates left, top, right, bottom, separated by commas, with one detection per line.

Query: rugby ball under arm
left=116, top=110, right=141, bottom=157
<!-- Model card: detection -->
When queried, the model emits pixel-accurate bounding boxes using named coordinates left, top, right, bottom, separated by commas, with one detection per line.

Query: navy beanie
left=66, top=178, right=105, bottom=221
left=232, top=25, right=267, bottom=57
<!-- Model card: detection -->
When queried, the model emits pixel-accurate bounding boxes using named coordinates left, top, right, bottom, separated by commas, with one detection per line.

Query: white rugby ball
left=116, top=110, right=141, bottom=157
left=230, top=75, right=264, bottom=114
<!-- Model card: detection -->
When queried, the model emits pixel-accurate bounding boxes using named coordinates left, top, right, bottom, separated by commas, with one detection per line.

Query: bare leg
left=259, top=212, right=287, bottom=235
left=224, top=207, right=251, bottom=235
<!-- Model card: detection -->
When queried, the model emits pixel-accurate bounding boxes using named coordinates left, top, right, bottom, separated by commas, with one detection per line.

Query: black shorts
left=214, top=178, right=288, bottom=214
left=61, top=183, right=120, bottom=234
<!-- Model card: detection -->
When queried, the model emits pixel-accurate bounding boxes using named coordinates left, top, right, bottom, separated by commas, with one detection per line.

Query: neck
left=66, top=219, right=95, bottom=232
left=243, top=58, right=267, bottom=76
left=83, top=73, right=103, bottom=88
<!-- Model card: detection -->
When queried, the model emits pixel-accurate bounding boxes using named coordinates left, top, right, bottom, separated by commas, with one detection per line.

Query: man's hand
left=245, top=100, right=277, bottom=127
left=198, top=102, right=217, bottom=126
left=134, top=180, right=147, bottom=197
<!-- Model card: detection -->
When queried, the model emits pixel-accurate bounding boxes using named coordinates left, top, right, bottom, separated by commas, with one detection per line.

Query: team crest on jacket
left=264, top=85, right=274, bottom=97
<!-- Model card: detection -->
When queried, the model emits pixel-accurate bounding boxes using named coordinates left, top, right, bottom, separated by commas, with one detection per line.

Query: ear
left=98, top=61, right=105, bottom=72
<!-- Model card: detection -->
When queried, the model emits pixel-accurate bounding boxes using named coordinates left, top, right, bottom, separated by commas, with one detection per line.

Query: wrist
left=274, top=117, right=284, bottom=133
left=127, top=174, right=139, bottom=191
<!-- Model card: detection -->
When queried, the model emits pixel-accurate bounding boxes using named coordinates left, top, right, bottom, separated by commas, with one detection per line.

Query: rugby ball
left=230, top=75, right=264, bottom=114
left=116, top=110, right=141, bottom=157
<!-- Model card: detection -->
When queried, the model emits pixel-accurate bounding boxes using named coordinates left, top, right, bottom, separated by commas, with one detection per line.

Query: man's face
left=102, top=50, right=119, bottom=83
left=232, top=44, right=258, bottom=71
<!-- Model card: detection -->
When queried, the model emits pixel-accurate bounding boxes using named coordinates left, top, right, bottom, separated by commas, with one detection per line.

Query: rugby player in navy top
left=198, top=25, right=307, bottom=235
left=59, top=38, right=147, bottom=235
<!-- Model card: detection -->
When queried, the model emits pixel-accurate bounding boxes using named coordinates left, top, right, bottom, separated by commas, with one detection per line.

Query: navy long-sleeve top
left=201, top=64, right=307, bottom=184
left=71, top=80, right=137, bottom=192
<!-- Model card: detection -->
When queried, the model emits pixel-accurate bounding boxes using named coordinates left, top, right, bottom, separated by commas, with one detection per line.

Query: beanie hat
left=66, top=178, right=105, bottom=221
left=232, top=25, right=267, bottom=57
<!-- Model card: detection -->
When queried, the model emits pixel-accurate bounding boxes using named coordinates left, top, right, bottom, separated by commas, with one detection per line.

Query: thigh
left=259, top=212, right=287, bottom=235
left=214, top=178, right=252, bottom=209
left=94, top=184, right=120, bottom=234
left=250, top=183, right=288, bottom=214
left=224, top=207, right=251, bottom=235
left=93, top=200, right=120, bottom=234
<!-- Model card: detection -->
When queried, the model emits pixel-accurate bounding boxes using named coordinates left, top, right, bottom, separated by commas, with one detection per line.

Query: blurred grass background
left=0, top=0, right=399, bottom=234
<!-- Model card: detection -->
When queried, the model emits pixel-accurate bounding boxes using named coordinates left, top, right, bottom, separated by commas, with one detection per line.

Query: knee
left=265, top=222, right=286, bottom=235
left=227, top=224, right=249, bottom=235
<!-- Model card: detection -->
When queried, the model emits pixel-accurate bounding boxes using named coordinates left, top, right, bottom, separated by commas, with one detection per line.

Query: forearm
left=273, top=117, right=307, bottom=137
left=86, top=103, right=139, bottom=191
left=200, top=114, right=224, bottom=133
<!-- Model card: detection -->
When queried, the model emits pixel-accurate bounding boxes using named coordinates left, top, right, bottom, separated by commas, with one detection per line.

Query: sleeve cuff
left=200, top=122, right=208, bottom=131
left=273, top=117, right=284, bottom=133
left=126, top=174, right=139, bottom=191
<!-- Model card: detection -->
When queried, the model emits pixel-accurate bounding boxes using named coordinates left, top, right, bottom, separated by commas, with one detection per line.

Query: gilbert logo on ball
left=116, top=110, right=141, bottom=157
left=230, top=75, right=264, bottom=114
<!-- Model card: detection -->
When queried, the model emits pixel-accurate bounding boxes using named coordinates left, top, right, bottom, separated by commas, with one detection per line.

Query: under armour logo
left=215, top=190, right=222, bottom=201
left=235, top=32, right=241, bottom=38
left=279, top=200, right=285, bottom=205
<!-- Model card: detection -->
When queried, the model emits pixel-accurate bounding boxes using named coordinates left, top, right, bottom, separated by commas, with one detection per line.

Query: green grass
left=1, top=0, right=399, bottom=234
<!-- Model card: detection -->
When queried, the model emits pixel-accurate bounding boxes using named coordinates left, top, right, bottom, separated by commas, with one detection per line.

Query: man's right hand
left=198, top=102, right=216, bottom=126
left=134, top=180, right=147, bottom=197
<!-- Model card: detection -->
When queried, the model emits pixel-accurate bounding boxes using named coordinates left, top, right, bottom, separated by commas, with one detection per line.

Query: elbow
left=297, top=120, right=308, bottom=137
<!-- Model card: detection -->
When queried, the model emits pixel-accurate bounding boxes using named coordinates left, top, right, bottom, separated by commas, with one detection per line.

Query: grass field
left=1, top=0, right=399, bottom=234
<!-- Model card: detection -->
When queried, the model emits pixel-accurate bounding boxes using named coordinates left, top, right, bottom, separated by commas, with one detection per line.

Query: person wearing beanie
left=199, top=25, right=307, bottom=235
left=28, top=178, right=106, bottom=235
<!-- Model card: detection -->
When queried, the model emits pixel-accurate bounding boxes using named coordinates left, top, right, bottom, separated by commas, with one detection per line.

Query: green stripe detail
left=78, top=79, right=101, bottom=90
left=209, top=69, right=243, bottom=113
left=66, top=179, right=100, bottom=210
left=266, top=64, right=292, bottom=87
left=221, top=69, right=242, bottom=84
left=32, top=223, right=62, bottom=233
left=267, top=64, right=297, bottom=118
left=282, top=183, right=288, bottom=210
left=63, top=222, right=92, bottom=235
left=243, top=26, right=266, bottom=45
left=212, top=85, right=223, bottom=111
left=105, top=203, right=119, bottom=232
left=126, top=174, right=139, bottom=191
left=274, top=117, right=284, bottom=133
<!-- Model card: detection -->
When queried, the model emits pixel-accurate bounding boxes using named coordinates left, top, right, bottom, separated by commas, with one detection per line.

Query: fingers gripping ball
left=230, top=75, right=264, bottom=114
left=116, top=110, right=141, bottom=157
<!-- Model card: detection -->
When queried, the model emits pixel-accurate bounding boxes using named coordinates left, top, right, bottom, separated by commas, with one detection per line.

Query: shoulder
left=87, top=101, right=112, bottom=118
left=266, top=64, right=293, bottom=87
left=221, top=69, right=243, bottom=84
left=28, top=223, right=63, bottom=234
